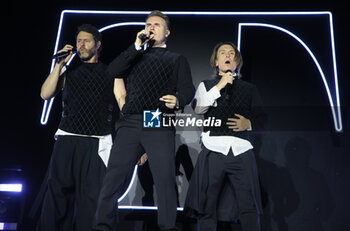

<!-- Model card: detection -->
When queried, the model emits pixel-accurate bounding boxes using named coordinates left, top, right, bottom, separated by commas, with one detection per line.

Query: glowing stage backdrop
left=37, top=10, right=343, bottom=230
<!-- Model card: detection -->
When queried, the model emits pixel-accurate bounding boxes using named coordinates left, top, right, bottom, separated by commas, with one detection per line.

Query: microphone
left=52, top=48, right=77, bottom=60
left=224, top=70, right=234, bottom=100
left=138, top=31, right=153, bottom=43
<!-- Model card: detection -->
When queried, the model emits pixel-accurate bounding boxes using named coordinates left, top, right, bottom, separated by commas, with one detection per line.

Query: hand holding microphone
left=215, top=70, right=236, bottom=100
left=136, top=30, right=154, bottom=47
left=216, top=70, right=235, bottom=91
left=52, top=44, right=76, bottom=64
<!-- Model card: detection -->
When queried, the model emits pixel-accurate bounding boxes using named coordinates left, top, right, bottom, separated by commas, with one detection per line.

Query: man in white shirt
left=184, top=42, right=267, bottom=231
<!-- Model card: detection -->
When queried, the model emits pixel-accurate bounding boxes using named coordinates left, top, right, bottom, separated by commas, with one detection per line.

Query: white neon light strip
left=116, top=165, right=184, bottom=210
left=0, top=223, right=17, bottom=231
left=237, top=22, right=342, bottom=131
left=60, top=10, right=332, bottom=16
left=118, top=205, right=184, bottom=211
left=99, top=22, right=145, bottom=32
left=0, top=184, right=22, bottom=192
left=328, top=13, right=342, bottom=131
left=117, top=165, right=139, bottom=203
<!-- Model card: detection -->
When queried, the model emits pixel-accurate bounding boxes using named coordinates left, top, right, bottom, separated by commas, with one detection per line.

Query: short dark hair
left=210, top=41, right=243, bottom=77
left=76, top=24, right=102, bottom=53
left=146, top=10, right=170, bottom=30
left=76, top=24, right=102, bottom=43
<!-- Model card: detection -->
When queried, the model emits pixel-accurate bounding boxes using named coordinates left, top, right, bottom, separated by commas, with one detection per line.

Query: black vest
left=203, top=76, right=255, bottom=140
left=122, top=47, right=181, bottom=114
left=58, top=63, right=116, bottom=135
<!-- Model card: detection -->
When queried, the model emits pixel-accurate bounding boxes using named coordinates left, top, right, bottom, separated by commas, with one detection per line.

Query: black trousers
left=198, top=150, right=261, bottom=231
left=37, top=135, right=106, bottom=231
left=93, top=115, right=177, bottom=231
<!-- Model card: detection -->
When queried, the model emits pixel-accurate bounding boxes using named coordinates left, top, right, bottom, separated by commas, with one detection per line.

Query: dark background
left=1, top=0, right=349, bottom=230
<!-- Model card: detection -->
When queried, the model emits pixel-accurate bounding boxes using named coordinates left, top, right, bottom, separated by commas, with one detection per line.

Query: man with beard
left=38, top=24, right=119, bottom=231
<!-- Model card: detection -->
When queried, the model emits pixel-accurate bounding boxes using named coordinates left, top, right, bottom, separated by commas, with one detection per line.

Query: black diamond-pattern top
left=202, top=76, right=267, bottom=140
left=58, top=62, right=116, bottom=135
left=121, top=47, right=195, bottom=114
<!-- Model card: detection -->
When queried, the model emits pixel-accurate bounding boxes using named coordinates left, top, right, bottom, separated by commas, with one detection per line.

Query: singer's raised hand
left=57, top=44, right=74, bottom=64
left=215, top=71, right=235, bottom=91
left=136, top=29, right=154, bottom=47
left=41, top=44, right=73, bottom=100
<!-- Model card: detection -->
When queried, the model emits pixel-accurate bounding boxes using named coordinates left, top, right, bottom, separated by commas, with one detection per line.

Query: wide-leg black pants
left=93, top=115, right=177, bottom=231
left=197, top=150, right=261, bottom=231
left=37, top=135, right=106, bottom=231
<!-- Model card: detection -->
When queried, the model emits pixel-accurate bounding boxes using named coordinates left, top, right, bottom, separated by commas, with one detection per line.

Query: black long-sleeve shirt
left=107, top=45, right=195, bottom=114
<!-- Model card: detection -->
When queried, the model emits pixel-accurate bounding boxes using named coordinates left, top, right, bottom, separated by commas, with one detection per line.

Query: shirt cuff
left=206, top=86, right=221, bottom=106
left=134, top=42, right=142, bottom=51
left=209, top=86, right=221, bottom=99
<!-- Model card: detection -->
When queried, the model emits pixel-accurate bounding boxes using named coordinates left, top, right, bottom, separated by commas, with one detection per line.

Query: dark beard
left=78, top=50, right=95, bottom=62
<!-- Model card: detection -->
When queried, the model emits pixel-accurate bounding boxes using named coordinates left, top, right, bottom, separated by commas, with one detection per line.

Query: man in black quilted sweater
left=93, top=10, right=195, bottom=231
left=38, top=24, right=118, bottom=231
